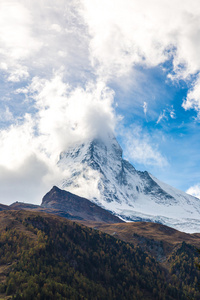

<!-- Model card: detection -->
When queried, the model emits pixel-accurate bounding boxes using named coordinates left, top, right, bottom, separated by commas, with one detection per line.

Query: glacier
left=57, top=132, right=200, bottom=233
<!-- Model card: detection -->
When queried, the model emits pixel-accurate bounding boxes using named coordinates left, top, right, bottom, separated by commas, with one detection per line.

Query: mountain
left=41, top=186, right=123, bottom=223
left=57, top=132, right=200, bottom=233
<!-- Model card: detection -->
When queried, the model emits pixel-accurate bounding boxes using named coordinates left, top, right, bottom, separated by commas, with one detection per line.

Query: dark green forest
left=0, top=211, right=199, bottom=300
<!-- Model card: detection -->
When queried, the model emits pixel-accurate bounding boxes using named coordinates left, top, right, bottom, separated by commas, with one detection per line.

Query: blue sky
left=114, top=67, right=200, bottom=191
left=1, top=0, right=200, bottom=204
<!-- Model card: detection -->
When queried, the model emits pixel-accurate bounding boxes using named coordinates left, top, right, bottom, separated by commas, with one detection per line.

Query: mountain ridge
left=41, top=185, right=123, bottom=223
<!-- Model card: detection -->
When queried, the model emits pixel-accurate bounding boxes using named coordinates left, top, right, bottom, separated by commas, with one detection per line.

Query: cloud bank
left=0, top=73, right=116, bottom=203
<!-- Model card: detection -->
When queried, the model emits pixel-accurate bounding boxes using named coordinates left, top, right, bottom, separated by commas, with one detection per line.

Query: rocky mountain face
left=57, top=132, right=200, bottom=233
left=41, top=186, right=123, bottom=223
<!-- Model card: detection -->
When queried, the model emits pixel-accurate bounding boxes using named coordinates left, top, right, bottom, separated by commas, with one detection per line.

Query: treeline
left=0, top=211, right=199, bottom=299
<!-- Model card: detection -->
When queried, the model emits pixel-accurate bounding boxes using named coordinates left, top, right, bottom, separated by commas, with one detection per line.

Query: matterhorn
left=57, top=132, right=200, bottom=233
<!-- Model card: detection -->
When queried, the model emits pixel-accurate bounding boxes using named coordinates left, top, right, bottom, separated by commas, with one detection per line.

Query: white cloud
left=0, top=1, right=40, bottom=59
left=169, top=107, right=176, bottom=119
left=186, top=184, right=200, bottom=199
left=156, top=106, right=176, bottom=124
left=143, top=102, right=147, bottom=118
left=121, top=126, right=168, bottom=167
left=156, top=110, right=166, bottom=124
left=0, top=114, right=36, bottom=169
left=182, top=74, right=200, bottom=117
left=7, top=66, right=29, bottom=82
left=25, top=73, right=116, bottom=155
left=1, top=0, right=200, bottom=88
left=0, top=154, right=69, bottom=205
left=0, top=106, right=13, bottom=122
left=6, top=73, right=116, bottom=165
left=79, top=0, right=200, bottom=116
left=51, top=24, right=62, bottom=33
left=0, top=1, right=41, bottom=80
left=0, top=73, right=117, bottom=203
left=2, top=0, right=200, bottom=101
left=0, top=0, right=90, bottom=84
left=80, top=0, right=200, bottom=81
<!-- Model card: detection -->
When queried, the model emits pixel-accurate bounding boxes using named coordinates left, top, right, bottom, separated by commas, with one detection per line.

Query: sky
left=1, top=0, right=200, bottom=204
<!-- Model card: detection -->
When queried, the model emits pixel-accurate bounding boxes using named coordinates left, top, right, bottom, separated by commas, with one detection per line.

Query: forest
left=0, top=210, right=199, bottom=300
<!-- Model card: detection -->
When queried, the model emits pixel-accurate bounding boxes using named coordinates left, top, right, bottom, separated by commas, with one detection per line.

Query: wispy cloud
left=182, top=73, right=200, bottom=118
left=169, top=106, right=176, bottom=119
left=156, top=106, right=176, bottom=124
left=120, top=125, right=168, bottom=167
left=143, top=102, right=148, bottom=118
left=156, top=110, right=166, bottom=124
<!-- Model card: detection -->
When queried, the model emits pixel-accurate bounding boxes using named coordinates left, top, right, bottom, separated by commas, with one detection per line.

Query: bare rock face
left=57, top=132, right=200, bottom=233
left=41, top=186, right=123, bottom=223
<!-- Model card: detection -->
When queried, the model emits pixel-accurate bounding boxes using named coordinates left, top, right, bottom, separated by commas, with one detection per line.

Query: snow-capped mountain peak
left=57, top=133, right=200, bottom=233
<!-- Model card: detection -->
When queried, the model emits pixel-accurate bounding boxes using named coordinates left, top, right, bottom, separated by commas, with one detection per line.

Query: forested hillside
left=0, top=210, right=199, bottom=300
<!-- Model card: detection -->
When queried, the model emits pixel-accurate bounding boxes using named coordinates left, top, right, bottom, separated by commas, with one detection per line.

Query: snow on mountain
left=57, top=132, right=200, bottom=233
